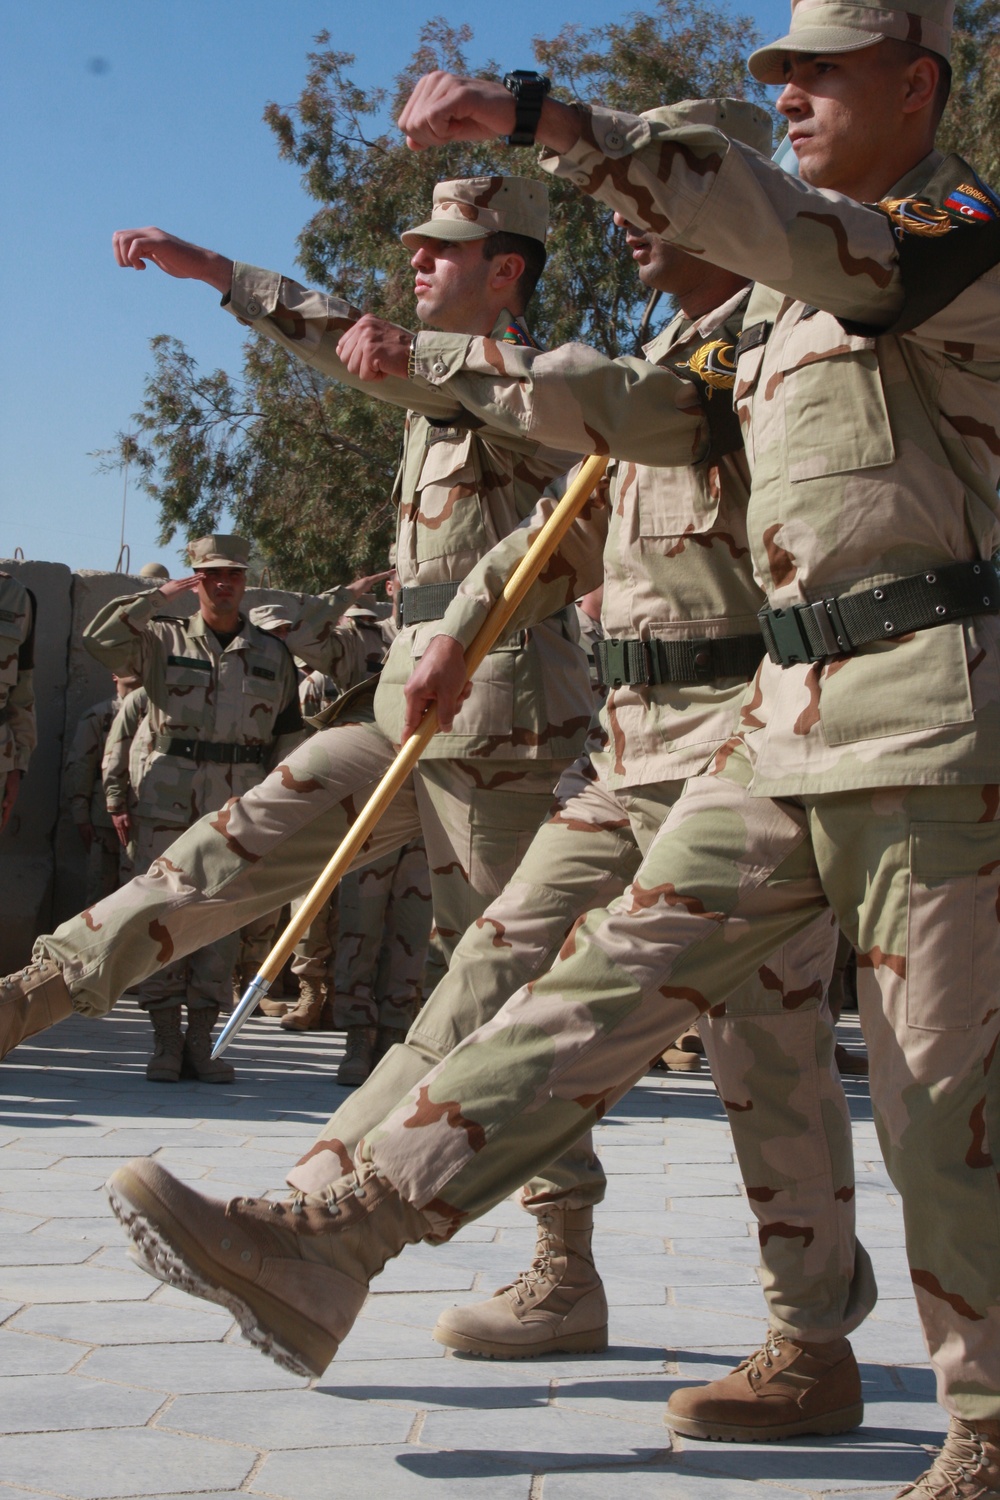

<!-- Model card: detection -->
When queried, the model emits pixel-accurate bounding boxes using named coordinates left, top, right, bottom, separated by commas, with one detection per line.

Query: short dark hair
left=481, top=230, right=547, bottom=309
left=883, top=37, right=952, bottom=127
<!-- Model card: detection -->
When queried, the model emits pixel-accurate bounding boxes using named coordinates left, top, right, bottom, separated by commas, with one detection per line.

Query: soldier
left=64, top=673, right=141, bottom=903
left=0, top=178, right=594, bottom=1065
left=99, top=20, right=1000, bottom=1494
left=101, top=682, right=151, bottom=880
left=0, top=572, right=36, bottom=832
left=268, top=100, right=871, bottom=1385
left=331, top=832, right=433, bottom=1083
left=82, top=535, right=302, bottom=1082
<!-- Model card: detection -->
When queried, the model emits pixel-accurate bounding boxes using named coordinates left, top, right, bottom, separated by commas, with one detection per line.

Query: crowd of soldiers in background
left=4, top=548, right=613, bottom=1090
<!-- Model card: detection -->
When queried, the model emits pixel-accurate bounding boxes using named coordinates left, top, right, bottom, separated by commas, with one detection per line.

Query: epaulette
left=842, top=154, right=1000, bottom=337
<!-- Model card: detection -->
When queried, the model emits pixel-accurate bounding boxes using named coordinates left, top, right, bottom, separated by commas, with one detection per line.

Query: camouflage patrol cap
left=139, top=561, right=170, bottom=581
left=186, top=534, right=250, bottom=571
left=401, top=177, right=548, bottom=249
left=249, top=603, right=295, bottom=631
left=641, top=98, right=773, bottom=155
left=749, top=0, right=953, bottom=83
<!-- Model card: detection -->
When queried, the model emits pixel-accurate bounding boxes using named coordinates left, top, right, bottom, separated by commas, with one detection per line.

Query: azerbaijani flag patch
left=945, top=178, right=1000, bottom=222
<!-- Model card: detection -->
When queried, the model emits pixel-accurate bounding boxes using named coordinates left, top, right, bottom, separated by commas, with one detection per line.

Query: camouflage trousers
left=332, top=837, right=433, bottom=1032
left=130, top=820, right=238, bottom=1013
left=39, top=701, right=567, bottom=1020
left=290, top=752, right=873, bottom=1346
left=326, top=743, right=999, bottom=1417
left=290, top=892, right=339, bottom=983
left=84, top=825, right=125, bottom=908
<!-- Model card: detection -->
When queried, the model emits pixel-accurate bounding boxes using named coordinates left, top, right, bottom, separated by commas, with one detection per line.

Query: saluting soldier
left=0, top=571, right=36, bottom=832
left=81, top=535, right=302, bottom=1082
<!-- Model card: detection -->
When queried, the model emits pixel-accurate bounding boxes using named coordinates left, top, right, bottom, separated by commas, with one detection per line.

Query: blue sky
left=1, top=0, right=787, bottom=576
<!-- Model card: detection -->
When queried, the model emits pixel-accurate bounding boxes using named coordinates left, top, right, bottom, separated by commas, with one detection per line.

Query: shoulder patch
left=501, top=320, right=541, bottom=350
left=683, top=337, right=737, bottom=393
left=845, top=157, right=1000, bottom=337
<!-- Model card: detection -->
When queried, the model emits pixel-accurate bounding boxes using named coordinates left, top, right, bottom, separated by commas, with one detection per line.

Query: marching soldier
left=0, top=178, right=594, bottom=1059
left=97, top=21, right=1000, bottom=1496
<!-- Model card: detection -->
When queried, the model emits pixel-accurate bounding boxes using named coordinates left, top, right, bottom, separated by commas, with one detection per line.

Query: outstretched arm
left=113, top=228, right=233, bottom=293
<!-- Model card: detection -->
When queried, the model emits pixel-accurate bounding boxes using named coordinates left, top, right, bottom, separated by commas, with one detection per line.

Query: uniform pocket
left=906, top=820, right=1000, bottom=1031
left=413, top=432, right=491, bottom=563
left=781, top=321, right=894, bottom=482
left=163, top=660, right=210, bottom=731
left=636, top=461, right=721, bottom=538
left=818, top=624, right=973, bottom=746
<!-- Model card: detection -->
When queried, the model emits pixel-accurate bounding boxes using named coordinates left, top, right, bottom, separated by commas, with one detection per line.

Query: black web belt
left=759, top=560, right=1000, bottom=668
left=400, top=582, right=461, bottom=627
left=399, top=579, right=566, bottom=650
left=594, top=632, right=765, bottom=688
left=153, top=734, right=267, bottom=765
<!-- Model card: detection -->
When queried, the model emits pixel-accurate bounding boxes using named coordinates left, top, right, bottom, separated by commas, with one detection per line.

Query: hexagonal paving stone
left=0, top=1373, right=163, bottom=1434
left=0, top=1429, right=253, bottom=1499
left=163, top=1388, right=413, bottom=1449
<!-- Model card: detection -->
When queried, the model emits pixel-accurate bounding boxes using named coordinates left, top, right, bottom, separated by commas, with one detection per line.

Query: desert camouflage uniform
left=64, top=698, right=122, bottom=904
left=290, top=596, right=433, bottom=1022
left=0, top=573, right=36, bottom=782
left=289, top=118, right=1000, bottom=1419
left=77, top=591, right=300, bottom=1011
left=37, top=286, right=593, bottom=1019
left=101, top=687, right=152, bottom=884
left=291, top=292, right=873, bottom=1344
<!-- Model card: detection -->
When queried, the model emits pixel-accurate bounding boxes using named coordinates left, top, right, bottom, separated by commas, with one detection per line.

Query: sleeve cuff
left=226, top=264, right=283, bottom=325
left=410, top=332, right=474, bottom=384
left=539, top=104, right=651, bottom=186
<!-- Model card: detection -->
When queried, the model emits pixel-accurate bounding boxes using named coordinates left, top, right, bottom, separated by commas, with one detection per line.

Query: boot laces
left=507, top=1220, right=558, bottom=1308
left=743, top=1330, right=786, bottom=1385
left=909, top=1422, right=990, bottom=1497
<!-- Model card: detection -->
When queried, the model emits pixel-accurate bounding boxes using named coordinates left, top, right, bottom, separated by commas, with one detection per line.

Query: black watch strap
left=503, top=70, right=552, bottom=147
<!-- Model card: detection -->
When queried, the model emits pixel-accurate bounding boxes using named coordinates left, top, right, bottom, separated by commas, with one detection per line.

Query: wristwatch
left=502, top=70, right=552, bottom=147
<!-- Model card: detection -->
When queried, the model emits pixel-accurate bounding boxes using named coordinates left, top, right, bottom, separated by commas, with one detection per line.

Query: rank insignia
left=685, top=338, right=737, bottom=394
left=878, top=196, right=953, bottom=237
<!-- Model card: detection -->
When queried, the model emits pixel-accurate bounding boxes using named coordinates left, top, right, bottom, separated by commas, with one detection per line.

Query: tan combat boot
left=234, top=964, right=287, bottom=1018
left=280, top=980, right=326, bottom=1032
left=433, top=1204, right=608, bottom=1358
left=665, top=1330, right=863, bottom=1441
left=146, top=1006, right=185, bottom=1084
left=337, top=1025, right=377, bottom=1086
left=182, top=1005, right=235, bottom=1084
left=658, top=1024, right=704, bottom=1073
left=0, top=958, right=74, bottom=1060
left=106, top=1155, right=430, bottom=1377
left=896, top=1419, right=1000, bottom=1498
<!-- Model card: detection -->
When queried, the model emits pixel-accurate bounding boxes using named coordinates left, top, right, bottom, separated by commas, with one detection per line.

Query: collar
left=644, top=283, right=752, bottom=362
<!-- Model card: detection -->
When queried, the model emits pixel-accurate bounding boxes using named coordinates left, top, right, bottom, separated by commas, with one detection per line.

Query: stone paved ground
left=0, top=1007, right=939, bottom=1499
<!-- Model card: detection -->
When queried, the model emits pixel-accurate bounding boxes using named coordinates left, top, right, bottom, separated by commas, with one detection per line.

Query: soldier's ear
left=488, top=251, right=526, bottom=295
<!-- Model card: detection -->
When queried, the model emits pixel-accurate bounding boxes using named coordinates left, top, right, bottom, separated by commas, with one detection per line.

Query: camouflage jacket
left=64, top=698, right=118, bottom=829
left=226, top=267, right=594, bottom=761
left=537, top=110, right=1000, bottom=794
left=101, top=687, right=152, bottom=816
left=83, top=592, right=301, bottom=826
left=0, top=572, right=36, bottom=777
left=412, top=294, right=764, bottom=788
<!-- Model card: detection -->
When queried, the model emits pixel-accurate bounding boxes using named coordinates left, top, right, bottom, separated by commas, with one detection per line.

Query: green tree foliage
left=112, top=3, right=764, bottom=588
left=938, top=0, right=1000, bottom=182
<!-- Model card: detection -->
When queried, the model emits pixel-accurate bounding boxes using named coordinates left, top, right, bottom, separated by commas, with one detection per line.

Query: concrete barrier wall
left=0, top=561, right=307, bottom=970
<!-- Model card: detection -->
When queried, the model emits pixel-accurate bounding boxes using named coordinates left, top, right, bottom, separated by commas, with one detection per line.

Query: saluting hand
left=112, top=228, right=234, bottom=295
left=398, top=72, right=515, bottom=150
left=155, top=575, right=202, bottom=600
left=337, top=315, right=414, bottom=382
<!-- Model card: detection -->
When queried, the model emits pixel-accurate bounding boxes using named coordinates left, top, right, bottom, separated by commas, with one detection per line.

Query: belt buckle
left=600, top=637, right=628, bottom=687
left=759, top=606, right=815, bottom=667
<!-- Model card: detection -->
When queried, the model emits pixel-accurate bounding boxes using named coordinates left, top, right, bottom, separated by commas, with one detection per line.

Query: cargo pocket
left=413, top=431, right=493, bottom=563
left=636, top=461, right=721, bottom=538
left=906, top=820, right=1000, bottom=1031
left=163, top=658, right=210, bottom=732
left=782, top=321, right=894, bottom=482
